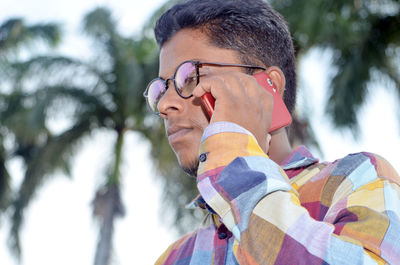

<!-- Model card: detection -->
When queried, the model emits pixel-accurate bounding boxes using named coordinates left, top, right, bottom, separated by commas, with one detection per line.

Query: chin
left=176, top=152, right=199, bottom=178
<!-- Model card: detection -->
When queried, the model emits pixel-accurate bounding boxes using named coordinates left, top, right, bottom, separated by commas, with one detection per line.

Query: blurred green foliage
left=271, top=0, right=400, bottom=130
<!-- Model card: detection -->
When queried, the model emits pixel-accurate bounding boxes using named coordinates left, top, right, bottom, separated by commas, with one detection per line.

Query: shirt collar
left=187, top=145, right=319, bottom=210
left=280, top=145, right=319, bottom=170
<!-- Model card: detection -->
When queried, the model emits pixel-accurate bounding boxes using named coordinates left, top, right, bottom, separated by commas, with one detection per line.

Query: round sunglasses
left=143, top=60, right=266, bottom=114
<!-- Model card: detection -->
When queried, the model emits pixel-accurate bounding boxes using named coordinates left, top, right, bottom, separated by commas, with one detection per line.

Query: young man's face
left=157, top=29, right=241, bottom=175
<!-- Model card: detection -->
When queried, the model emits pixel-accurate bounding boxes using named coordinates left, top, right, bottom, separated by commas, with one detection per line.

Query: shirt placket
left=213, top=223, right=232, bottom=264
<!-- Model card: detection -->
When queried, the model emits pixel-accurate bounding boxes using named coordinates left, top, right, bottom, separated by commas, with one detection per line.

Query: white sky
left=0, top=1, right=399, bottom=265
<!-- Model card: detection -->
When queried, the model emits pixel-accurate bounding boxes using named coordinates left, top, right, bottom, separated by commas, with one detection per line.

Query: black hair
left=154, top=0, right=297, bottom=115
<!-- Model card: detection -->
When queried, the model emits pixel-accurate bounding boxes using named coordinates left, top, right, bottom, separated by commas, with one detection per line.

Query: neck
left=268, top=128, right=292, bottom=165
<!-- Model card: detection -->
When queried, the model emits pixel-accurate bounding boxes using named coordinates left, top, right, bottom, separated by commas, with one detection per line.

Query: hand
left=192, top=71, right=274, bottom=153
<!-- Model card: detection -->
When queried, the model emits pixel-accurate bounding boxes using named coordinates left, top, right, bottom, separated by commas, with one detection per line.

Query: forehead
left=159, top=29, right=240, bottom=78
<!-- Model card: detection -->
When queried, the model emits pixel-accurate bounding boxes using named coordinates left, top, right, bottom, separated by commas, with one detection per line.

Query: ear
left=265, top=66, right=286, bottom=98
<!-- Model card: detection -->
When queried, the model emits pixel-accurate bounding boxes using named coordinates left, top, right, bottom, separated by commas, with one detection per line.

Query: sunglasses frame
left=143, top=60, right=266, bottom=113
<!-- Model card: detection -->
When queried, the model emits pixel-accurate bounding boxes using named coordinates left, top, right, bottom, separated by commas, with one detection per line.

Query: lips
left=167, top=125, right=192, bottom=144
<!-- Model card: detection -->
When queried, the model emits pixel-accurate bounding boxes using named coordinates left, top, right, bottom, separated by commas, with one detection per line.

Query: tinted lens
left=175, top=61, right=197, bottom=97
left=146, top=79, right=165, bottom=112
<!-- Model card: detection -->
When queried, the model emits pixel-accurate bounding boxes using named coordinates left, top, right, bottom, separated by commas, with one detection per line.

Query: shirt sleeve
left=197, top=121, right=400, bottom=265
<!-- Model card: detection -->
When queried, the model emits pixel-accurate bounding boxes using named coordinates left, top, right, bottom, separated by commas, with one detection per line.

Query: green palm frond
left=0, top=84, right=110, bottom=159
left=0, top=18, right=60, bottom=53
left=327, top=10, right=400, bottom=130
left=328, top=48, right=371, bottom=131
left=141, top=0, right=181, bottom=37
left=112, top=50, right=146, bottom=119
left=2, top=55, right=103, bottom=89
left=0, top=139, right=11, bottom=215
left=270, top=0, right=400, bottom=131
left=83, top=8, right=116, bottom=40
left=0, top=92, right=49, bottom=154
left=7, top=56, right=82, bottom=74
left=37, top=85, right=112, bottom=116
left=83, top=7, right=121, bottom=65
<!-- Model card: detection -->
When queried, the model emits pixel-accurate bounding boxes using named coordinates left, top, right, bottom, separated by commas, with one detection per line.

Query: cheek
left=190, top=98, right=210, bottom=129
left=172, top=123, right=205, bottom=169
left=167, top=98, right=210, bottom=167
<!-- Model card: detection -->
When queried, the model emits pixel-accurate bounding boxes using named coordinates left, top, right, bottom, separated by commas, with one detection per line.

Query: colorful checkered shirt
left=156, top=122, right=400, bottom=264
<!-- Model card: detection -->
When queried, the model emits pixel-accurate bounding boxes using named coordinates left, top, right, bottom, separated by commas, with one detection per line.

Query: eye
left=184, top=75, right=196, bottom=85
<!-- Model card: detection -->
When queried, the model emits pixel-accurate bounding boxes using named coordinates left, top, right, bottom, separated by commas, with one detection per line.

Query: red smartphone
left=201, top=72, right=292, bottom=132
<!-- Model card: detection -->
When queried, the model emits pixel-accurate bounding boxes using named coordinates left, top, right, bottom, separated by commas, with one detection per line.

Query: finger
left=192, top=72, right=247, bottom=99
left=192, top=75, right=224, bottom=98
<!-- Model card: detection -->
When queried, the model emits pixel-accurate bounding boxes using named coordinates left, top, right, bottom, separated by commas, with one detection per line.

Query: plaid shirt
left=156, top=122, right=400, bottom=265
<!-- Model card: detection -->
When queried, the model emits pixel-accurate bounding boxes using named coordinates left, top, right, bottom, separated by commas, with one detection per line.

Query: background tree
left=0, top=17, right=60, bottom=245
left=0, top=7, right=187, bottom=265
left=0, top=18, right=60, bottom=53
left=270, top=0, right=400, bottom=130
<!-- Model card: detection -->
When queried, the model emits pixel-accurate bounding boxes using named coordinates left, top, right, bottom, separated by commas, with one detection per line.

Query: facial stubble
left=181, top=158, right=199, bottom=178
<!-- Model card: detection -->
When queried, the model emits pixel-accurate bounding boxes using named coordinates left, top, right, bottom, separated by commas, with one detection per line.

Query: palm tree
left=0, top=18, right=60, bottom=53
left=270, top=0, right=400, bottom=131
left=0, top=17, right=60, bottom=235
left=0, top=7, right=177, bottom=265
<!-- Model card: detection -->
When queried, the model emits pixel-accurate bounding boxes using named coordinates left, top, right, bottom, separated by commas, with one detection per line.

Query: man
left=144, top=0, right=400, bottom=264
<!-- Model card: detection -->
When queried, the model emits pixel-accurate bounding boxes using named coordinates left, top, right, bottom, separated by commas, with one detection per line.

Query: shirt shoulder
left=293, top=151, right=399, bottom=220
left=155, top=231, right=198, bottom=265
left=295, top=151, right=399, bottom=186
left=329, top=151, right=399, bottom=184
left=362, top=152, right=400, bottom=184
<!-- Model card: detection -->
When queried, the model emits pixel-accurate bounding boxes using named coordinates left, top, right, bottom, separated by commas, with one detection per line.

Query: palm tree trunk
left=93, top=131, right=125, bottom=265
left=93, top=185, right=118, bottom=265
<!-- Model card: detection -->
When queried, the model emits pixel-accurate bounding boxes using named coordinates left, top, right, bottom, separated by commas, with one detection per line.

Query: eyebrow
left=158, top=59, right=203, bottom=79
left=159, top=58, right=229, bottom=80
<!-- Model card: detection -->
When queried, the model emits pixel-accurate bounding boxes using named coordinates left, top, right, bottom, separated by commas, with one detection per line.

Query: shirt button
left=199, top=153, right=207, bottom=162
left=218, top=232, right=227, bottom=240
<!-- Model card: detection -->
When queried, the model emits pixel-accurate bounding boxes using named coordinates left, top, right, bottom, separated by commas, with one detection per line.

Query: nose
left=157, top=80, right=184, bottom=118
